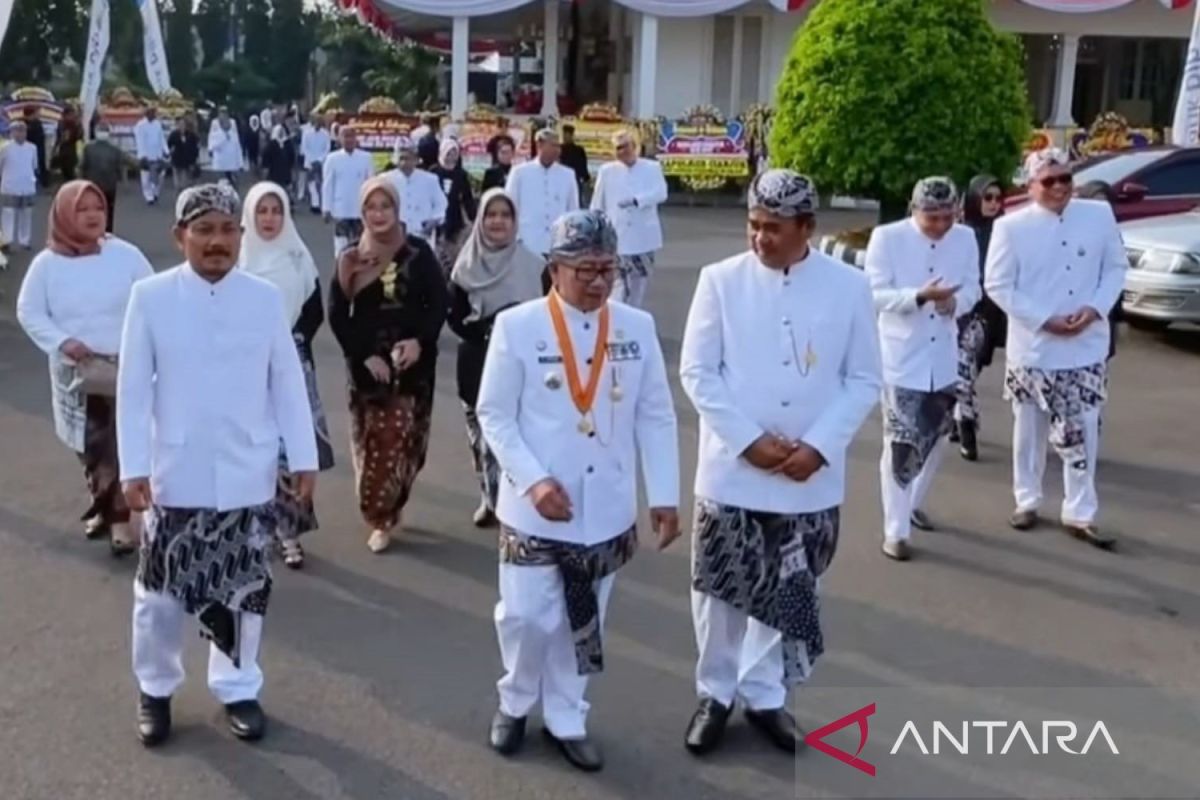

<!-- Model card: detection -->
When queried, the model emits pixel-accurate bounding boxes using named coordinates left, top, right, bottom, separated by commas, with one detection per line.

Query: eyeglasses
left=564, top=264, right=617, bottom=283
left=982, top=192, right=1003, bottom=202
left=1038, top=174, right=1073, bottom=189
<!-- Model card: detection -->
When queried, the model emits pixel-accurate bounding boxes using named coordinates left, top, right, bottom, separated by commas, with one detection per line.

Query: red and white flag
left=1161, top=0, right=1192, bottom=10
left=769, top=0, right=809, bottom=11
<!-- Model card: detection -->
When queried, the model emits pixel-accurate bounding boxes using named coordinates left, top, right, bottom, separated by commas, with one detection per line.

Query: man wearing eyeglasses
left=985, top=148, right=1126, bottom=549
left=865, top=177, right=981, bottom=561
left=590, top=130, right=669, bottom=308
left=679, top=170, right=881, bottom=756
left=475, top=209, right=680, bottom=772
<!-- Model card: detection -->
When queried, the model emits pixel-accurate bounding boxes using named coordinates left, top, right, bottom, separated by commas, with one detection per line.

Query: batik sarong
left=136, top=503, right=275, bottom=665
left=349, top=391, right=433, bottom=530
left=499, top=524, right=638, bottom=675
left=691, top=501, right=840, bottom=686
left=1004, top=363, right=1107, bottom=471
left=463, top=402, right=500, bottom=512
left=955, top=313, right=988, bottom=425
left=883, top=385, right=957, bottom=488
left=615, top=252, right=655, bottom=306
left=78, top=395, right=130, bottom=526
left=274, top=342, right=334, bottom=543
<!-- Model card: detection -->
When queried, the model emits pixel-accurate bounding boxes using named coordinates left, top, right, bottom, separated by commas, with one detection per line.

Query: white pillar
left=608, top=3, right=624, bottom=106
left=451, top=16, right=470, bottom=119
left=729, top=16, right=745, bottom=115
left=634, top=12, right=658, bottom=119
left=1049, top=33, right=1080, bottom=127
left=540, top=0, right=560, bottom=117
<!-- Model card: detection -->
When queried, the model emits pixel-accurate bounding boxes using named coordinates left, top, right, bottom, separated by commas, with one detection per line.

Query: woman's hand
left=391, top=339, right=421, bottom=371
left=364, top=356, right=391, bottom=382
left=59, top=338, right=93, bottom=363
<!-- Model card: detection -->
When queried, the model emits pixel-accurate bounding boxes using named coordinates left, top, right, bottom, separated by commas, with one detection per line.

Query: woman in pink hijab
left=16, top=181, right=154, bottom=555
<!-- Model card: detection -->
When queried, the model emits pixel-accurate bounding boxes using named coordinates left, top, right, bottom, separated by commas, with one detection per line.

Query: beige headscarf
left=450, top=188, right=544, bottom=321
left=337, top=176, right=407, bottom=297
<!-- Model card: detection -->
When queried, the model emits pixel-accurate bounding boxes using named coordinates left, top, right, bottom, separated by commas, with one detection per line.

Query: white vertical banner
left=1172, top=3, right=1200, bottom=146
left=0, top=0, right=17, bottom=56
left=81, top=0, right=111, bottom=138
left=137, top=0, right=172, bottom=95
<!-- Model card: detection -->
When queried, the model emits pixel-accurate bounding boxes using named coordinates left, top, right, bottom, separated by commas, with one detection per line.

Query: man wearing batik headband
left=865, top=177, right=981, bottom=561
left=679, top=169, right=881, bottom=756
left=985, top=148, right=1126, bottom=549
left=475, top=209, right=680, bottom=772
left=117, top=184, right=318, bottom=748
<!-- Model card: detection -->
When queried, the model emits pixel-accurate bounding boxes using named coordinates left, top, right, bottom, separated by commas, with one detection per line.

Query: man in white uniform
left=321, top=125, right=375, bottom=256
left=0, top=121, right=38, bottom=250
left=476, top=209, right=680, bottom=772
left=506, top=129, right=580, bottom=257
left=300, top=112, right=331, bottom=214
left=589, top=130, right=668, bottom=308
left=118, top=184, right=318, bottom=747
left=206, top=107, right=244, bottom=185
left=381, top=136, right=446, bottom=243
left=134, top=107, right=169, bottom=205
left=865, top=177, right=980, bottom=561
left=985, top=148, right=1125, bottom=549
left=679, top=170, right=881, bottom=755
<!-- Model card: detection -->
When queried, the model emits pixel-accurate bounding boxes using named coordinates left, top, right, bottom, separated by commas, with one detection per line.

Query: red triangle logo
left=803, top=703, right=877, bottom=777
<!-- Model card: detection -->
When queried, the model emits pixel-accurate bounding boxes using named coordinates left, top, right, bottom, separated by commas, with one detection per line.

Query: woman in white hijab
left=448, top=188, right=545, bottom=526
left=240, top=181, right=333, bottom=568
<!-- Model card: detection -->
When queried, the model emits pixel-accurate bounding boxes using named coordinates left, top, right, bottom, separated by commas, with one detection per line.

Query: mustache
left=202, top=247, right=233, bottom=257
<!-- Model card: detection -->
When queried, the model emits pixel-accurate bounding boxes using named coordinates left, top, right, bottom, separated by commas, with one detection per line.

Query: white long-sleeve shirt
left=117, top=264, right=318, bottom=511
left=476, top=297, right=679, bottom=546
left=207, top=121, right=243, bottom=172
left=984, top=198, right=1126, bottom=370
left=17, top=238, right=154, bottom=357
left=382, top=167, right=448, bottom=239
left=589, top=158, right=669, bottom=255
left=0, top=141, right=38, bottom=196
left=865, top=219, right=981, bottom=391
left=321, top=148, right=375, bottom=220
left=300, top=125, right=331, bottom=169
left=505, top=159, right=580, bottom=255
left=134, top=118, right=168, bottom=162
left=680, top=249, right=882, bottom=514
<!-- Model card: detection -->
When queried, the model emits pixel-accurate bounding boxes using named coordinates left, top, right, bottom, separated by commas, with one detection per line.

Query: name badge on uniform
left=537, top=354, right=564, bottom=364
left=607, top=341, right=642, bottom=362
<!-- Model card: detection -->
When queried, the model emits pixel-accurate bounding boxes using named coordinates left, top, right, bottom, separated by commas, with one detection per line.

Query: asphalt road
left=2, top=185, right=1199, bottom=800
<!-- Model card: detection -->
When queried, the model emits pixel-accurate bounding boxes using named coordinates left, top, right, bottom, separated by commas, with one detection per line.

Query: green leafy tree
left=770, top=0, right=1031, bottom=221
left=2, top=0, right=85, bottom=85
left=268, top=0, right=317, bottom=101
left=317, top=15, right=440, bottom=110
left=240, top=0, right=272, bottom=86
left=164, top=0, right=197, bottom=94
left=194, top=59, right=275, bottom=110
left=196, top=0, right=232, bottom=67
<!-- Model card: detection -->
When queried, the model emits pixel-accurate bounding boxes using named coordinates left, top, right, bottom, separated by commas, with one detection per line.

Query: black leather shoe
left=745, top=707, right=802, bottom=754
left=684, top=697, right=731, bottom=755
left=225, top=700, right=266, bottom=741
left=910, top=509, right=935, bottom=532
left=543, top=728, right=604, bottom=772
left=1064, top=523, right=1116, bottom=551
left=958, top=421, right=978, bottom=461
left=137, top=693, right=171, bottom=747
left=488, top=710, right=526, bottom=755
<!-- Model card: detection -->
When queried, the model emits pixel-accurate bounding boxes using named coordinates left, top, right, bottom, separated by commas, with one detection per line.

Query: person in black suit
left=481, top=134, right=515, bottom=193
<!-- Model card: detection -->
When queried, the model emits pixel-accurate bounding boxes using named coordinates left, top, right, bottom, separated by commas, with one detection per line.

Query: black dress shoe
left=488, top=710, right=526, bottom=755
left=684, top=697, right=731, bottom=755
left=910, top=509, right=935, bottom=532
left=745, top=707, right=802, bottom=754
left=1064, top=523, right=1117, bottom=551
left=225, top=700, right=266, bottom=741
left=137, top=693, right=172, bottom=747
left=543, top=728, right=604, bottom=772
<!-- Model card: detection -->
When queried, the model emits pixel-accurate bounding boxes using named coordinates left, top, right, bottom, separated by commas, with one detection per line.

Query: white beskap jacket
left=865, top=218, right=981, bottom=391
left=117, top=264, right=318, bottom=511
left=985, top=198, right=1126, bottom=370
left=476, top=297, right=679, bottom=546
left=589, top=158, right=669, bottom=256
left=680, top=249, right=882, bottom=514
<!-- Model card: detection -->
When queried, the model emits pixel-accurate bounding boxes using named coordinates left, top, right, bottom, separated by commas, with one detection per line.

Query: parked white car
left=1119, top=211, right=1200, bottom=330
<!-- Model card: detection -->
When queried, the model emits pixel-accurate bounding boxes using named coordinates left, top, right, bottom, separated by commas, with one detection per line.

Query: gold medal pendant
left=610, top=385, right=624, bottom=403
left=578, top=417, right=594, bottom=435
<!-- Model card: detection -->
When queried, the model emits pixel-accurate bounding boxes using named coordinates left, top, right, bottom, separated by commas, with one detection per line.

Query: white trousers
left=140, top=169, right=162, bottom=203
left=692, top=591, right=787, bottom=711
left=494, top=564, right=615, bottom=739
left=1013, top=401, right=1100, bottom=525
left=880, top=438, right=946, bottom=542
left=132, top=582, right=264, bottom=703
left=1, top=206, right=33, bottom=247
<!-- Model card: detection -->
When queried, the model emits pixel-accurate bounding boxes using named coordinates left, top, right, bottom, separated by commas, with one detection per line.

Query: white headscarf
left=239, top=182, right=319, bottom=327
left=271, top=124, right=288, bottom=145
